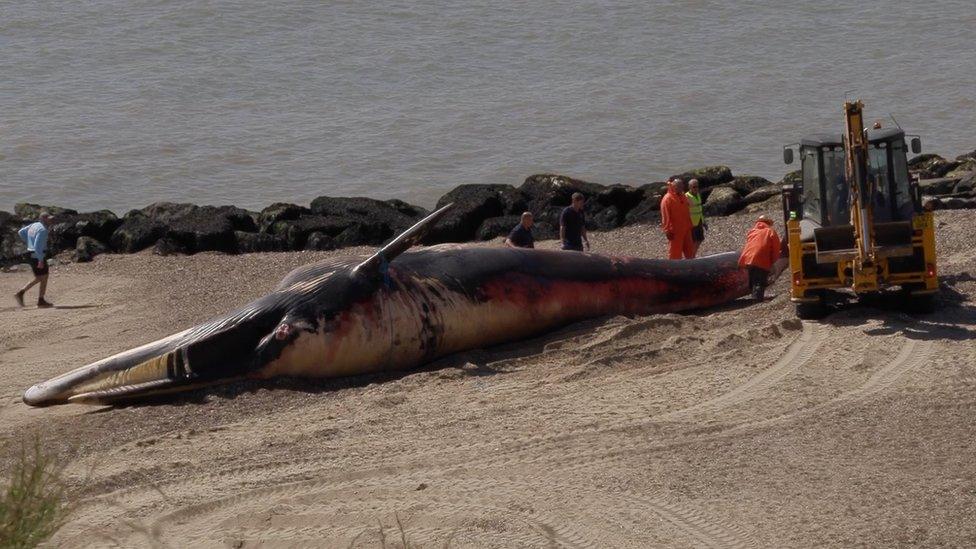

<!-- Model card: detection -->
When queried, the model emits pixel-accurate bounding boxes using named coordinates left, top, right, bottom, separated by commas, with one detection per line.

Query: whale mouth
left=22, top=347, right=187, bottom=407
left=23, top=303, right=284, bottom=407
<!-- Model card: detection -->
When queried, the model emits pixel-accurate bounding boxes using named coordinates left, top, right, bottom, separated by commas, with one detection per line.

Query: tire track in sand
left=65, top=319, right=817, bottom=546
left=524, top=335, right=935, bottom=470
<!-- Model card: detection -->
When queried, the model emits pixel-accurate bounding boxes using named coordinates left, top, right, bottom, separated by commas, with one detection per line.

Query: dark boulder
left=532, top=221, right=559, bottom=241
left=778, top=170, right=802, bottom=186
left=475, top=216, right=520, bottom=241
left=257, top=203, right=312, bottom=233
left=73, top=210, right=122, bottom=242
left=304, top=231, right=337, bottom=251
left=270, top=215, right=353, bottom=250
left=703, top=186, right=745, bottom=216
left=519, top=174, right=633, bottom=231
left=595, top=184, right=645, bottom=212
left=954, top=172, right=976, bottom=194
left=674, top=166, right=734, bottom=189
left=165, top=207, right=237, bottom=253
left=385, top=199, right=429, bottom=219
left=908, top=154, right=959, bottom=179
left=946, top=159, right=976, bottom=178
left=109, top=212, right=168, bottom=253
left=74, top=236, right=107, bottom=263
left=938, top=197, right=976, bottom=210
left=13, top=203, right=78, bottom=219
left=333, top=222, right=390, bottom=248
left=520, top=174, right=602, bottom=214
left=235, top=231, right=288, bottom=253
left=1, top=211, right=27, bottom=264
left=956, top=150, right=976, bottom=162
left=10, top=206, right=118, bottom=254
left=917, top=178, right=959, bottom=196
left=48, top=210, right=121, bottom=252
left=475, top=216, right=558, bottom=242
left=622, top=183, right=667, bottom=226
left=743, top=185, right=782, bottom=205
left=153, top=237, right=186, bottom=256
left=139, top=203, right=258, bottom=253
left=729, top=176, right=773, bottom=196
left=310, top=196, right=423, bottom=235
left=590, top=205, right=624, bottom=230
left=424, top=184, right=527, bottom=244
left=0, top=211, right=21, bottom=228
left=744, top=194, right=783, bottom=214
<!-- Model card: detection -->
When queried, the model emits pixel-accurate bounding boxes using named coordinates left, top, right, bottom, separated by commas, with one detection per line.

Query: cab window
left=890, top=141, right=915, bottom=219
left=869, top=144, right=892, bottom=222
left=801, top=147, right=821, bottom=223
left=822, top=148, right=849, bottom=226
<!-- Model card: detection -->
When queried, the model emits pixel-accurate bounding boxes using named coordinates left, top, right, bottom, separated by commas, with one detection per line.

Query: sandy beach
left=2, top=204, right=975, bottom=547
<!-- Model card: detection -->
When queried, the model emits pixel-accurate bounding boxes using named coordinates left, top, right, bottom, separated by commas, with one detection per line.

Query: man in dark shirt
left=560, top=193, right=589, bottom=251
left=505, top=212, right=535, bottom=248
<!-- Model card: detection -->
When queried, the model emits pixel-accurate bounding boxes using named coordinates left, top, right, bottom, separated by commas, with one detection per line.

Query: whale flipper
left=353, top=202, right=454, bottom=278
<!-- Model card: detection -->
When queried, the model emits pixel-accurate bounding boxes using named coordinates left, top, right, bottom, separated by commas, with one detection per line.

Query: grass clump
left=0, top=440, right=67, bottom=548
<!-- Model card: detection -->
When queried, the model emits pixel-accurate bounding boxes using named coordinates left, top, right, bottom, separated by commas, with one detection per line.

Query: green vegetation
left=0, top=440, right=67, bottom=548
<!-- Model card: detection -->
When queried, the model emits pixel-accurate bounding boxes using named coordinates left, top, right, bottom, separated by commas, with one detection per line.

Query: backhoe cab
left=781, top=101, right=938, bottom=318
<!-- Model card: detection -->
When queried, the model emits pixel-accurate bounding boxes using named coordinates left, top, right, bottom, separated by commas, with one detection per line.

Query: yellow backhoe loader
left=780, top=100, right=938, bottom=318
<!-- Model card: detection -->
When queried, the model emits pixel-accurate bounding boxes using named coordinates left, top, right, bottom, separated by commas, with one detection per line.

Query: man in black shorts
left=505, top=212, right=535, bottom=248
left=14, top=212, right=54, bottom=308
left=560, top=193, right=589, bottom=252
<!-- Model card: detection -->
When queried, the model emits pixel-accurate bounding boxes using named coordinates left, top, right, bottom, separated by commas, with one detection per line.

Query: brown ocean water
left=1, top=0, right=974, bottom=213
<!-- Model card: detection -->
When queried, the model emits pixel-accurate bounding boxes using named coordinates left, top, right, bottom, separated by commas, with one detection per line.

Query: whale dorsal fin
left=353, top=203, right=454, bottom=277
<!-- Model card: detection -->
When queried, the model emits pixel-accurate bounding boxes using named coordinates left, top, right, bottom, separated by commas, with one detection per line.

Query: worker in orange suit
left=738, top=215, right=782, bottom=301
left=660, top=177, right=694, bottom=259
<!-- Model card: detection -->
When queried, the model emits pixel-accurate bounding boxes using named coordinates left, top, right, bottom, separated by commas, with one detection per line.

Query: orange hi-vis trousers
left=668, top=230, right=695, bottom=259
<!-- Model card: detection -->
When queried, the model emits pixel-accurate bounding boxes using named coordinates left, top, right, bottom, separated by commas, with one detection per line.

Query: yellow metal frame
left=787, top=211, right=938, bottom=302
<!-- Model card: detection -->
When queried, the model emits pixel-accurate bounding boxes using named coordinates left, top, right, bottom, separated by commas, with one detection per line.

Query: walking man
left=560, top=193, right=590, bottom=252
left=686, top=178, right=706, bottom=257
left=738, top=215, right=781, bottom=301
left=505, top=212, right=535, bottom=249
left=660, top=178, right=694, bottom=259
left=14, top=212, right=54, bottom=308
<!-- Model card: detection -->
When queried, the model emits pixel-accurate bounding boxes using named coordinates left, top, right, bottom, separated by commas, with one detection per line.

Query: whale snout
left=23, top=382, right=60, bottom=407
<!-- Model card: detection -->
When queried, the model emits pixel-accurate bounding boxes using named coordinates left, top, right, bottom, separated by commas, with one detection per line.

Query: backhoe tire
left=795, top=302, right=826, bottom=320
left=905, top=293, right=936, bottom=314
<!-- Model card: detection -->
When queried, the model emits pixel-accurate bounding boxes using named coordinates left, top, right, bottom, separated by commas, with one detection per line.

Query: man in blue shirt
left=14, top=212, right=54, bottom=308
left=560, top=193, right=589, bottom=252
left=505, top=212, right=535, bottom=249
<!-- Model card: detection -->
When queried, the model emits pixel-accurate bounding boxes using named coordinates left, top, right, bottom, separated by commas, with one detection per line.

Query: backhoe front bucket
left=814, top=225, right=856, bottom=263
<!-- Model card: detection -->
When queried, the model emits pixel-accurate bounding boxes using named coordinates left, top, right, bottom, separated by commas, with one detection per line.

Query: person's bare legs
left=14, top=276, right=40, bottom=307
left=37, top=274, right=49, bottom=303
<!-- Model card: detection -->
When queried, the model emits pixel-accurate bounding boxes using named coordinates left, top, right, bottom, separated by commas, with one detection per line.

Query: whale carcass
left=23, top=205, right=772, bottom=406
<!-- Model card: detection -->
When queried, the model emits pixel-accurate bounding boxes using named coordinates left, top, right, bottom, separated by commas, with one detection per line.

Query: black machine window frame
left=800, top=138, right=913, bottom=225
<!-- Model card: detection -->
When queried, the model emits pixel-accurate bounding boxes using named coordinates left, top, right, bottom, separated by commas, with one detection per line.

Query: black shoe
left=751, top=284, right=765, bottom=301
left=37, top=299, right=53, bottom=309
left=14, top=291, right=25, bottom=307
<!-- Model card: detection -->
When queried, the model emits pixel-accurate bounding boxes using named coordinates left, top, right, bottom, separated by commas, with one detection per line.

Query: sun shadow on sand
left=820, top=298, right=976, bottom=342
left=0, top=304, right=103, bottom=312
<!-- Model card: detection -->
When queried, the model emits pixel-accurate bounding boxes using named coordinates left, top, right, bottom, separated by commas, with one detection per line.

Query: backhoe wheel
left=905, top=292, right=936, bottom=314
left=795, top=292, right=827, bottom=320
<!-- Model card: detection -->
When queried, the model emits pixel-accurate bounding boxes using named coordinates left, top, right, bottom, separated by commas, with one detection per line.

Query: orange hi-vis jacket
left=660, top=184, right=693, bottom=236
left=738, top=221, right=781, bottom=271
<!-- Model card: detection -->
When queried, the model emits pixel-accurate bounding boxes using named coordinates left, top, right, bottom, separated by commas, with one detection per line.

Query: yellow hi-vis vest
left=686, top=192, right=704, bottom=226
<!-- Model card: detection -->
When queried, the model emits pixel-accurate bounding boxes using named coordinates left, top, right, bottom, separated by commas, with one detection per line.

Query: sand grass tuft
left=0, top=440, right=67, bottom=548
